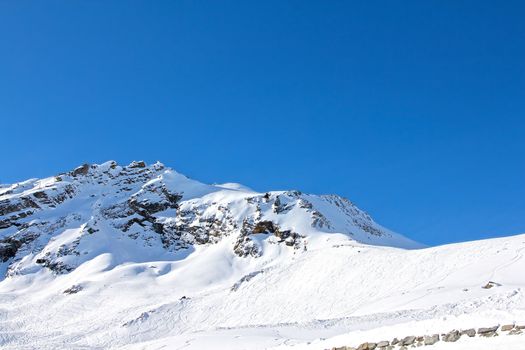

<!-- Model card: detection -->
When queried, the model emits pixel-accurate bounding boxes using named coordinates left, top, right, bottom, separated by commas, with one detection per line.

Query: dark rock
left=0, top=238, right=23, bottom=262
left=311, top=210, right=332, bottom=229
left=233, top=236, right=260, bottom=258
left=0, top=220, right=12, bottom=229
left=128, top=161, right=146, bottom=168
left=152, top=222, right=164, bottom=234
left=35, top=258, right=74, bottom=274
left=272, top=196, right=292, bottom=214
left=482, top=281, right=501, bottom=289
left=252, top=221, right=278, bottom=234
left=71, top=164, right=90, bottom=176
left=0, top=197, right=40, bottom=216
left=63, top=284, right=83, bottom=294
left=33, top=191, right=49, bottom=200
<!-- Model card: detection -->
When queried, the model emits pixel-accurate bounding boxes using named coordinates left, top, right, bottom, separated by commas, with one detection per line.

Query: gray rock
left=460, top=329, right=476, bottom=337
left=509, top=329, right=523, bottom=335
left=442, top=330, right=461, bottom=342
left=391, top=338, right=399, bottom=345
left=63, top=284, right=83, bottom=294
left=501, top=324, right=515, bottom=331
left=357, top=342, right=376, bottom=350
left=423, top=334, right=439, bottom=345
left=400, top=336, right=416, bottom=346
left=376, top=341, right=389, bottom=347
left=71, top=163, right=90, bottom=176
left=478, top=325, right=499, bottom=335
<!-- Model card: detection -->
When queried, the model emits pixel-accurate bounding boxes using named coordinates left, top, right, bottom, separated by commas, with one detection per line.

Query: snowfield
left=0, top=161, right=523, bottom=349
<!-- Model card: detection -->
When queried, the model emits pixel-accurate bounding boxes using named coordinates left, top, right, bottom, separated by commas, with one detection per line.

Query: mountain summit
left=0, top=160, right=418, bottom=278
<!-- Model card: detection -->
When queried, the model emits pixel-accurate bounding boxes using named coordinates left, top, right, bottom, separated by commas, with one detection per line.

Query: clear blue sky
left=1, top=1, right=524, bottom=246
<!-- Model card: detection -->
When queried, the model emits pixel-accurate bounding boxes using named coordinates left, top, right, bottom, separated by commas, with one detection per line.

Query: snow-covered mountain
left=0, top=160, right=418, bottom=278
left=0, top=161, right=523, bottom=349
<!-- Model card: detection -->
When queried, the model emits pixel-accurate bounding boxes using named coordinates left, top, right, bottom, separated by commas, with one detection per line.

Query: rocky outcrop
left=232, top=219, right=304, bottom=257
left=63, top=284, right=83, bottom=294
left=0, top=233, right=39, bottom=263
left=71, top=164, right=90, bottom=177
left=0, top=238, right=22, bottom=262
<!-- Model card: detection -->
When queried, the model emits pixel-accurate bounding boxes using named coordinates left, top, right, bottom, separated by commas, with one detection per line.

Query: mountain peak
left=0, top=161, right=420, bottom=279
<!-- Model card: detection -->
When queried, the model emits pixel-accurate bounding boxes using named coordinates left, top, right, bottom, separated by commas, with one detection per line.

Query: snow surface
left=0, top=161, right=523, bottom=349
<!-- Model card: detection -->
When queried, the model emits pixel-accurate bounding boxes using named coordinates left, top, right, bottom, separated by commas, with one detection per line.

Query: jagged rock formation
left=0, top=161, right=416, bottom=278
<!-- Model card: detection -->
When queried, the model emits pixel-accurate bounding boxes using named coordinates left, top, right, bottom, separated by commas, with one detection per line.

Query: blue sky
left=1, top=1, right=524, bottom=246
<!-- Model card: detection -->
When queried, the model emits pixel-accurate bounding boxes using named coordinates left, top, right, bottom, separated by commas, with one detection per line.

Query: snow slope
left=0, top=161, right=523, bottom=349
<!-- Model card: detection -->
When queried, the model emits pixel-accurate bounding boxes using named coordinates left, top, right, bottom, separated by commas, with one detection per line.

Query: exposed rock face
left=71, top=164, right=90, bottom=176
left=0, top=238, right=22, bottom=262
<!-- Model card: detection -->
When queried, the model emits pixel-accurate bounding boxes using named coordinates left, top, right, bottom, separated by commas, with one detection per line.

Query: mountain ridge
left=0, top=160, right=419, bottom=280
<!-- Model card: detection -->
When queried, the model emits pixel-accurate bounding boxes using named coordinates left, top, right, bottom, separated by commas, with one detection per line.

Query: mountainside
left=0, top=160, right=418, bottom=279
left=0, top=161, right=523, bottom=349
